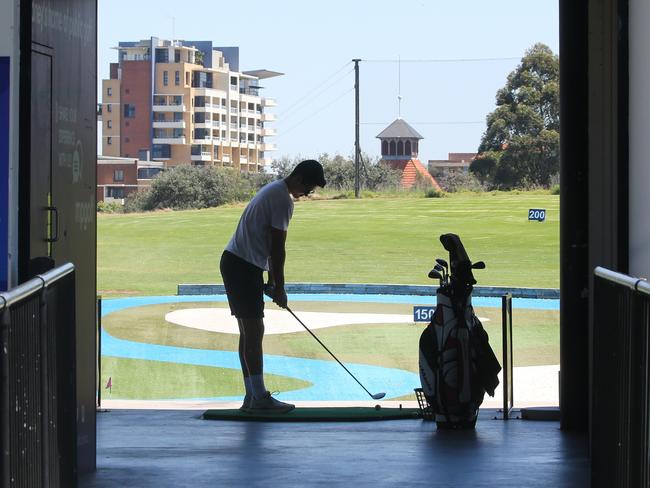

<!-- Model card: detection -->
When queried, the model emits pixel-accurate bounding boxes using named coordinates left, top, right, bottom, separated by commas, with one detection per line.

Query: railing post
left=1, top=305, right=10, bottom=487
left=39, top=284, right=51, bottom=487
left=97, top=295, right=102, bottom=409
left=502, top=293, right=513, bottom=420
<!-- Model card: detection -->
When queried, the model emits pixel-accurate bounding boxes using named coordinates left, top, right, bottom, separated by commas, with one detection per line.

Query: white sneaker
left=248, top=391, right=295, bottom=413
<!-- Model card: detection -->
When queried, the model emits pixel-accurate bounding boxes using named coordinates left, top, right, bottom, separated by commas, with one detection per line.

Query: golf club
left=433, top=263, right=447, bottom=284
left=264, top=285, right=386, bottom=400
left=428, top=268, right=444, bottom=287
left=435, top=258, right=449, bottom=274
left=284, top=306, right=386, bottom=400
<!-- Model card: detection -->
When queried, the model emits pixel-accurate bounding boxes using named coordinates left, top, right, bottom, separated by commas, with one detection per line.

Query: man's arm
left=269, top=226, right=288, bottom=308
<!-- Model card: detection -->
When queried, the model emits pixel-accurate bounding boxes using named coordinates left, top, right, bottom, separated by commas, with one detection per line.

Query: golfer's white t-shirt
left=225, top=179, right=294, bottom=270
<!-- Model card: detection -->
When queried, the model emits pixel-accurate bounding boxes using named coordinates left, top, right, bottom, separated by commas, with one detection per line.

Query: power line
left=361, top=121, right=484, bottom=125
left=278, top=62, right=353, bottom=119
left=276, top=87, right=355, bottom=139
left=362, top=56, right=520, bottom=63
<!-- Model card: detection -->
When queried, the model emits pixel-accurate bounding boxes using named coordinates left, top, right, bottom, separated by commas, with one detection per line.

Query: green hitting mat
left=203, top=407, right=422, bottom=422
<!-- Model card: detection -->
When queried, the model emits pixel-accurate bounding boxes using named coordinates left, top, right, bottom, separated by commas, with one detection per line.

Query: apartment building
left=101, top=38, right=280, bottom=171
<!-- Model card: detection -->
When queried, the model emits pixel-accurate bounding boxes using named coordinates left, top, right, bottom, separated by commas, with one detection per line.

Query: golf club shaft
left=285, top=306, right=377, bottom=399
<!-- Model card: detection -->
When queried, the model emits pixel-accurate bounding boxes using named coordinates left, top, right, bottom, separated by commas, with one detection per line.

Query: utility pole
left=353, top=59, right=361, bottom=198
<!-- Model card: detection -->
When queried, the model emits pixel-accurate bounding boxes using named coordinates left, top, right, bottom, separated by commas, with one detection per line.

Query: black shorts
left=220, top=250, right=265, bottom=319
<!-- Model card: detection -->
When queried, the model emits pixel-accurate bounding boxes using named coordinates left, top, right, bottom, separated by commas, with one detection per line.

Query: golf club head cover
left=439, top=233, right=476, bottom=286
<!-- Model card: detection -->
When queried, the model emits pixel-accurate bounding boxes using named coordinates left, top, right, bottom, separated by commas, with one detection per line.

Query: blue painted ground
left=101, top=294, right=559, bottom=402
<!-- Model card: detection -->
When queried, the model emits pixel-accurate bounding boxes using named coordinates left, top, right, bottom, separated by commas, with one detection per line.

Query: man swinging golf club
left=220, top=160, right=326, bottom=413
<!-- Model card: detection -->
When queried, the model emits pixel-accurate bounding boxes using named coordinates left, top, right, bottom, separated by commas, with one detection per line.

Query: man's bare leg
left=239, top=317, right=294, bottom=412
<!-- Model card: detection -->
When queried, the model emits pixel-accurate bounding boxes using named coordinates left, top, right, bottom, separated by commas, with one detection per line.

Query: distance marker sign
left=528, top=209, right=546, bottom=222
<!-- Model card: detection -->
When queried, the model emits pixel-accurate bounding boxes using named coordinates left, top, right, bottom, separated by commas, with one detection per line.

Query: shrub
left=550, top=184, right=560, bottom=195
left=97, top=201, right=123, bottom=213
left=437, top=171, right=485, bottom=192
left=424, top=188, right=445, bottom=198
left=123, top=189, right=154, bottom=213
left=120, top=166, right=273, bottom=212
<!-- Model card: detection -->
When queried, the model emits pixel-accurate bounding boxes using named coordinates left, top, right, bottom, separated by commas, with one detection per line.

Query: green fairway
left=98, top=192, right=559, bottom=296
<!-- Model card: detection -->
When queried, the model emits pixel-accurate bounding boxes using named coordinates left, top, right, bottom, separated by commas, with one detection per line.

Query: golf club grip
left=285, top=306, right=374, bottom=397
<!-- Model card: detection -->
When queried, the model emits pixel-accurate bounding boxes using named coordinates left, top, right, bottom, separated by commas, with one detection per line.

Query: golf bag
left=419, top=234, right=501, bottom=429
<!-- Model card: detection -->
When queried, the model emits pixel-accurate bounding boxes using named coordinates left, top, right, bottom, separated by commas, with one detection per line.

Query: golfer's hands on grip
left=264, top=283, right=288, bottom=309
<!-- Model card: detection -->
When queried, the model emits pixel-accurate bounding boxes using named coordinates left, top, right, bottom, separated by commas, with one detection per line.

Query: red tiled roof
left=383, top=158, right=441, bottom=190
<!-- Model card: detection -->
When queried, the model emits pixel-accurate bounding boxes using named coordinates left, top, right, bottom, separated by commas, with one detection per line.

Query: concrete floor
left=80, top=408, right=590, bottom=487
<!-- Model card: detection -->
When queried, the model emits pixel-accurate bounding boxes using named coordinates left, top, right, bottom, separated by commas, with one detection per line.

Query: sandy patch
left=166, top=308, right=416, bottom=334
left=166, top=308, right=490, bottom=335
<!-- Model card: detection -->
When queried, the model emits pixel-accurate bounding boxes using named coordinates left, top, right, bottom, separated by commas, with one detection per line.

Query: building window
left=155, top=48, right=169, bottom=63
left=107, top=87, right=112, bottom=97
left=124, top=104, right=135, bottom=118
left=114, top=169, right=124, bottom=182
left=163, top=71, right=168, bottom=86
left=174, top=49, right=181, bottom=63
left=107, top=104, right=112, bottom=113
left=107, top=120, right=112, bottom=129
left=185, top=72, right=190, bottom=86
left=107, top=187, right=125, bottom=199
left=107, top=137, right=112, bottom=145
left=175, top=71, right=180, bottom=86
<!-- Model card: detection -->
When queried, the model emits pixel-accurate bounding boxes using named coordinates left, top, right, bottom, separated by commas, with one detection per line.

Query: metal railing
left=501, top=294, right=514, bottom=419
left=592, top=266, right=650, bottom=488
left=0, top=263, right=77, bottom=488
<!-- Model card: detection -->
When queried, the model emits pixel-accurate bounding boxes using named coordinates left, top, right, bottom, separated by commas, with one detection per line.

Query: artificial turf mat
left=202, top=407, right=422, bottom=422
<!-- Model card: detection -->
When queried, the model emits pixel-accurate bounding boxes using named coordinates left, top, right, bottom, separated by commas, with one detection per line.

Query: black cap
left=291, top=159, right=326, bottom=187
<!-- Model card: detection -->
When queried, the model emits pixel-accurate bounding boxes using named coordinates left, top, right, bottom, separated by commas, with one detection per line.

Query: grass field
left=98, top=191, right=559, bottom=401
left=101, top=300, right=558, bottom=400
left=98, top=192, right=559, bottom=297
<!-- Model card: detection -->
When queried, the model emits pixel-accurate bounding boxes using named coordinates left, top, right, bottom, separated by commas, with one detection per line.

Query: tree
left=472, top=43, right=559, bottom=188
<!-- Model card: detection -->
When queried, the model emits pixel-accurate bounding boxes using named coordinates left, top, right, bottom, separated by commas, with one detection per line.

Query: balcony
left=261, top=112, right=276, bottom=122
left=153, top=137, right=186, bottom=144
left=153, top=104, right=186, bottom=112
left=191, top=152, right=212, bottom=162
left=262, top=97, right=277, bottom=107
left=152, top=121, right=186, bottom=129
left=261, top=127, right=277, bottom=136
left=260, top=157, right=274, bottom=165
left=261, top=143, right=277, bottom=151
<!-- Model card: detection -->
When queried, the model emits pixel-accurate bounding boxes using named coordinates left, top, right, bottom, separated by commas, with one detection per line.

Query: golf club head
left=435, top=258, right=449, bottom=270
left=428, top=269, right=444, bottom=280
left=372, top=392, right=386, bottom=400
left=472, top=261, right=486, bottom=269
left=434, top=264, right=445, bottom=273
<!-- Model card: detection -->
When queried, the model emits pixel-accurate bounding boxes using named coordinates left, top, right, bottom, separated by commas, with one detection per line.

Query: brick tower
left=376, top=118, right=440, bottom=189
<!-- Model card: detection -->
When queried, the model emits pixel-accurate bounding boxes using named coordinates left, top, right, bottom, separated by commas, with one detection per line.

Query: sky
left=98, top=0, right=559, bottom=162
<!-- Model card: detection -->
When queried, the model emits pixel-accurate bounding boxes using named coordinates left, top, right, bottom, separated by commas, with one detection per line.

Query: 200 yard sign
left=528, top=208, right=546, bottom=222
